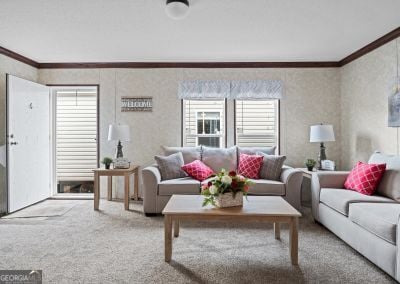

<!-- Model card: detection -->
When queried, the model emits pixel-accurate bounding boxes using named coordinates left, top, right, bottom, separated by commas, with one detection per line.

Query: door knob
left=10, top=142, right=18, bottom=145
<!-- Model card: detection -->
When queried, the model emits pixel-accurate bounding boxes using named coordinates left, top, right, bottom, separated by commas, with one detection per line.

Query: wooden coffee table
left=162, top=195, right=302, bottom=265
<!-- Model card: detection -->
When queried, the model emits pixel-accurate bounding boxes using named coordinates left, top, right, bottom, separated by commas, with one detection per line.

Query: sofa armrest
left=142, top=165, right=162, bottom=213
left=280, top=167, right=303, bottom=211
left=396, top=216, right=400, bottom=281
left=311, top=171, right=350, bottom=221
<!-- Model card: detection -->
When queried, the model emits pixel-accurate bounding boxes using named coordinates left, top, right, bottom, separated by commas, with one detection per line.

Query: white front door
left=7, top=75, right=51, bottom=213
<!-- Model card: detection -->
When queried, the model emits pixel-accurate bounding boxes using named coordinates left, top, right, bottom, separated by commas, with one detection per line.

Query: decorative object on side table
left=201, top=169, right=252, bottom=208
left=113, top=158, right=131, bottom=169
left=101, top=157, right=113, bottom=169
left=310, top=123, right=335, bottom=170
left=305, top=159, right=316, bottom=171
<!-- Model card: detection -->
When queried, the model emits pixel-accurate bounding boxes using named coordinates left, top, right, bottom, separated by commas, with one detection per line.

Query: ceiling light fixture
left=165, top=0, right=189, bottom=20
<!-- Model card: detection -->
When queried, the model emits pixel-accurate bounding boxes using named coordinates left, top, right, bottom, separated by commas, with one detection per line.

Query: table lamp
left=108, top=124, right=130, bottom=158
left=310, top=124, right=335, bottom=169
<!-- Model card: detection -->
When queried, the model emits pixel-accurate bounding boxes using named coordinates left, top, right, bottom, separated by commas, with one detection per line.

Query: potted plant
left=201, top=169, right=252, bottom=208
left=305, top=159, right=316, bottom=171
left=101, top=157, right=113, bottom=169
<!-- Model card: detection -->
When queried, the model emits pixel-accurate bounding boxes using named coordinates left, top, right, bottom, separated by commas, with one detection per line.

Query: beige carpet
left=0, top=200, right=395, bottom=283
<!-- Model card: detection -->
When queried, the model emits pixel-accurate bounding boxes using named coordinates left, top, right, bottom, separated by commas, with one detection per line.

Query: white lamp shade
left=0, top=145, right=5, bottom=167
left=165, top=0, right=189, bottom=20
left=310, top=124, right=335, bottom=142
left=108, top=124, right=130, bottom=142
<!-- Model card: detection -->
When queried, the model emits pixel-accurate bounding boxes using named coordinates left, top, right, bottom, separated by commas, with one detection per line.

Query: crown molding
left=339, top=26, right=400, bottom=66
left=37, top=61, right=340, bottom=69
left=0, top=46, right=39, bottom=68
left=0, top=26, right=399, bottom=69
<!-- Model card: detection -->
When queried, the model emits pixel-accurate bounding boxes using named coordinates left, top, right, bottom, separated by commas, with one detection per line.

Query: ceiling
left=0, top=0, right=399, bottom=63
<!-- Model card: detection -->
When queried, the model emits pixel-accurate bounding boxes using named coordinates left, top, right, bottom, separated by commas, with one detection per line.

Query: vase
left=214, top=192, right=243, bottom=208
left=307, top=166, right=314, bottom=171
left=105, top=164, right=111, bottom=169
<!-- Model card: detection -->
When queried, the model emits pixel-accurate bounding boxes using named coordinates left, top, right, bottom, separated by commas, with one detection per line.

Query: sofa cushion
left=182, top=160, right=214, bottom=181
left=237, top=146, right=276, bottom=156
left=247, top=179, right=285, bottom=195
left=238, top=153, right=264, bottom=179
left=154, top=152, right=187, bottom=181
left=368, top=152, right=400, bottom=201
left=162, top=146, right=201, bottom=164
left=202, top=146, right=237, bottom=173
left=349, top=203, right=400, bottom=244
left=320, top=188, right=395, bottom=216
left=158, top=177, right=200, bottom=196
left=344, top=161, right=386, bottom=195
left=257, top=152, right=286, bottom=181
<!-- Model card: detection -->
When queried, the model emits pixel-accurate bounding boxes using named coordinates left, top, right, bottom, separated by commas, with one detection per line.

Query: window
left=54, top=87, right=98, bottom=193
left=182, top=100, right=225, bottom=148
left=235, top=100, right=279, bottom=149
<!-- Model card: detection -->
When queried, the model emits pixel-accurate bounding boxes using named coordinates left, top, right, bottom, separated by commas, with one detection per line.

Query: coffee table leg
left=289, top=217, right=299, bottom=265
left=274, top=222, right=280, bottom=240
left=165, top=215, right=173, bottom=262
left=174, top=220, right=180, bottom=238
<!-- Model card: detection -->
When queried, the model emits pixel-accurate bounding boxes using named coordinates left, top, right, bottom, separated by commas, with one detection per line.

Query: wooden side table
left=93, top=165, right=139, bottom=211
left=298, top=168, right=335, bottom=207
left=298, top=168, right=335, bottom=178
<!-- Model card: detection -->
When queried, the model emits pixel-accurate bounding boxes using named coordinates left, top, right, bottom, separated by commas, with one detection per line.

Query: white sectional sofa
left=312, top=152, right=400, bottom=281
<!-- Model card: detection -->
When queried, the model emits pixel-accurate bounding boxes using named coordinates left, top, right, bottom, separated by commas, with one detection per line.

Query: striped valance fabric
left=178, top=80, right=283, bottom=100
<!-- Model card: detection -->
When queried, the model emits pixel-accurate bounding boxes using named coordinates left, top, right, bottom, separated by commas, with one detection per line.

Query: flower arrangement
left=201, top=169, right=252, bottom=207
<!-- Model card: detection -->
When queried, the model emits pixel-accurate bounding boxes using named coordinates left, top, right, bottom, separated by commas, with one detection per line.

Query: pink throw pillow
left=238, top=153, right=264, bottom=179
left=181, top=160, right=214, bottom=181
left=344, top=161, right=386, bottom=195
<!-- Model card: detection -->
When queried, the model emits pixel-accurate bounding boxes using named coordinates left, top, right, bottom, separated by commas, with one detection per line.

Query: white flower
left=209, top=185, right=218, bottom=195
left=221, top=175, right=232, bottom=184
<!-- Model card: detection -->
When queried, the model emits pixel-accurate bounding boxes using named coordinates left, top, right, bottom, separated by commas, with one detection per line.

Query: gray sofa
left=312, top=152, right=400, bottom=281
left=142, top=146, right=303, bottom=214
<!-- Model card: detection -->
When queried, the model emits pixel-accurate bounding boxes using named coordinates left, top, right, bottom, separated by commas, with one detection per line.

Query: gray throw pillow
left=257, top=152, right=286, bottom=181
left=202, top=146, right=237, bottom=173
left=161, top=146, right=201, bottom=164
left=155, top=152, right=187, bottom=181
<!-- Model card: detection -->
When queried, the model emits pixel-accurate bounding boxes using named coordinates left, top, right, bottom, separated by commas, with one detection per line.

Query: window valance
left=178, top=80, right=230, bottom=100
left=178, top=80, right=283, bottom=100
left=230, top=80, right=282, bottom=100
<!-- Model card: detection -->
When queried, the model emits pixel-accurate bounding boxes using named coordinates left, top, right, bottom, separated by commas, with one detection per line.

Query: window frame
left=233, top=99, right=280, bottom=154
left=181, top=98, right=227, bottom=148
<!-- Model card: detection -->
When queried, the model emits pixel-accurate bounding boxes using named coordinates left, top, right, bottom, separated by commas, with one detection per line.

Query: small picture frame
left=321, top=160, right=335, bottom=171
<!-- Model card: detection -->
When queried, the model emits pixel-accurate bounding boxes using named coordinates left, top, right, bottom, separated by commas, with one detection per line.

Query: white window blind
left=56, top=89, right=98, bottom=182
left=183, top=100, right=225, bottom=148
left=235, top=100, right=279, bottom=148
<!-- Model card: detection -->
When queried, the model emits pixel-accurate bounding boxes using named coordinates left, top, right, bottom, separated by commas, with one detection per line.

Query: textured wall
left=2, top=37, right=399, bottom=204
left=39, top=68, right=341, bottom=198
left=340, top=38, right=400, bottom=170
left=0, top=55, right=38, bottom=214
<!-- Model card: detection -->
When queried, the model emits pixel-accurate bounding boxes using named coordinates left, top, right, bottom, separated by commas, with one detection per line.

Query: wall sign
left=121, top=97, right=152, bottom=112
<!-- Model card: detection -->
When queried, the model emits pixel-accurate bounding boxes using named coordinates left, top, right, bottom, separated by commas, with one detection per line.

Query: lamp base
left=116, top=140, right=124, bottom=158
left=318, top=142, right=327, bottom=170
